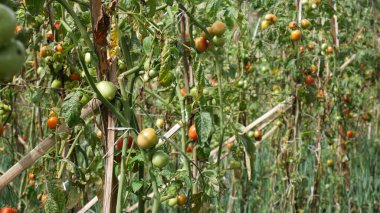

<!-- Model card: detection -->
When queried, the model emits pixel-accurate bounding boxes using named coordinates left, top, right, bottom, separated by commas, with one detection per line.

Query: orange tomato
left=15, top=25, right=23, bottom=33
left=346, top=130, right=354, bottom=139
left=56, top=43, right=63, bottom=52
left=181, top=88, right=186, bottom=97
left=290, top=30, right=302, bottom=41
left=47, top=116, right=58, bottom=129
left=188, top=124, right=198, bottom=141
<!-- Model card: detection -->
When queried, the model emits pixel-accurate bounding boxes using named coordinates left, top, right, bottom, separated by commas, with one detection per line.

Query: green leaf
left=62, top=91, right=83, bottom=128
left=131, top=181, right=143, bottom=193
left=143, top=36, right=152, bottom=55
left=195, top=112, right=212, bottom=143
left=31, top=88, right=44, bottom=104
left=25, top=0, right=44, bottom=16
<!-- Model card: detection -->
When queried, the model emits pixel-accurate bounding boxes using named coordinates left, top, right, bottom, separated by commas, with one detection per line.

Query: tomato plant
left=0, top=0, right=379, bottom=212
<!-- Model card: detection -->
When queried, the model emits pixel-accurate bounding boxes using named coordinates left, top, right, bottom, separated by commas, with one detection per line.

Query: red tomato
left=0, top=207, right=19, bottom=213
left=115, top=135, right=134, bottom=151
left=68, top=72, right=80, bottom=81
left=47, top=116, right=58, bottom=129
left=186, top=145, right=192, bottom=153
left=305, top=75, right=315, bottom=85
left=0, top=122, right=3, bottom=137
left=188, top=124, right=198, bottom=141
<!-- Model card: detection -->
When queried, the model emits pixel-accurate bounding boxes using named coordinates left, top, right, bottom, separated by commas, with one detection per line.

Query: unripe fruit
left=137, top=128, right=158, bottom=149
left=152, top=150, right=170, bottom=168
left=96, top=81, right=117, bottom=101
left=85, top=52, right=91, bottom=64
left=155, top=118, right=165, bottom=129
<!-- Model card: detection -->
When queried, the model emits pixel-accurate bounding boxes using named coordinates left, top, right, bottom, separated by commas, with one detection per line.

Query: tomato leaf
left=131, top=181, right=143, bottom=193
left=195, top=112, right=212, bottom=143
left=143, top=36, right=153, bottom=56
left=25, top=0, right=44, bottom=16
left=62, top=91, right=83, bottom=128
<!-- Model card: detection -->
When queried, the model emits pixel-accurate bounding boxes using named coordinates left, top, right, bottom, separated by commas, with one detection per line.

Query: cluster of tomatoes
left=194, top=20, right=227, bottom=53
left=0, top=4, right=26, bottom=82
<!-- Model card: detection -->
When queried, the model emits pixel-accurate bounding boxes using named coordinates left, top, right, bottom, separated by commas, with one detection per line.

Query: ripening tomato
left=300, top=19, right=311, bottom=29
left=177, top=194, right=187, bottom=206
left=56, top=43, right=63, bottom=52
left=0, top=207, right=19, bottom=213
left=288, top=21, right=297, bottom=30
left=28, top=172, right=35, bottom=180
left=181, top=88, right=186, bottom=97
left=305, top=75, right=315, bottom=85
left=226, top=142, right=234, bottom=151
left=261, top=20, right=271, bottom=30
left=342, top=95, right=350, bottom=103
left=46, top=30, right=54, bottom=42
left=155, top=118, right=165, bottom=129
left=195, top=36, right=208, bottom=53
left=137, top=128, right=158, bottom=149
left=211, top=21, right=226, bottom=36
left=68, top=72, right=80, bottom=81
left=254, top=130, right=262, bottom=141
left=47, top=116, right=58, bottom=129
left=310, top=65, right=317, bottom=72
left=264, top=14, right=277, bottom=23
left=188, top=124, right=198, bottom=141
left=299, top=46, right=305, bottom=53
left=326, top=46, right=333, bottom=54
left=15, top=25, right=23, bottom=33
left=291, top=30, right=302, bottom=41
left=245, top=63, right=251, bottom=72
left=346, top=130, right=354, bottom=139
left=115, top=135, right=134, bottom=151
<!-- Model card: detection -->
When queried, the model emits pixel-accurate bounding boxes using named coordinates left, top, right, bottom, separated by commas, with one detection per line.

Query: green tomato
left=190, top=87, right=198, bottom=98
left=152, top=150, right=170, bottom=169
left=85, top=52, right=91, bottom=64
left=148, top=69, right=158, bottom=78
left=51, top=79, right=62, bottom=88
left=0, top=40, right=26, bottom=82
left=212, top=36, right=225, bottom=47
left=80, top=93, right=91, bottom=105
left=230, top=160, right=241, bottom=169
left=155, top=118, right=165, bottom=129
left=167, top=197, right=178, bottom=206
left=143, top=73, right=150, bottom=82
left=0, top=4, right=17, bottom=47
left=96, top=81, right=117, bottom=101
